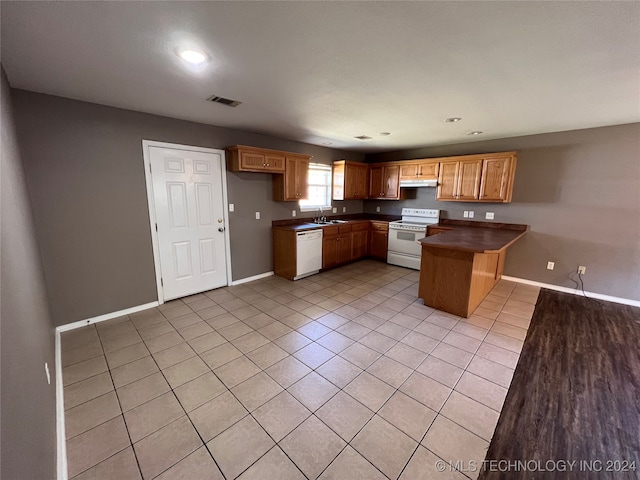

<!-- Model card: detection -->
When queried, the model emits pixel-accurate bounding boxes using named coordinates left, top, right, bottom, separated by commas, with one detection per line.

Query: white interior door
left=149, top=146, right=228, bottom=301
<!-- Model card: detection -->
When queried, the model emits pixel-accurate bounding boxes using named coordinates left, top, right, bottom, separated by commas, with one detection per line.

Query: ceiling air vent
left=354, top=135, right=372, bottom=140
left=207, top=95, right=242, bottom=107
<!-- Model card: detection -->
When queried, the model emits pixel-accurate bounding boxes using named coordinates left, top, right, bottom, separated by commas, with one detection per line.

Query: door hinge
left=155, top=223, right=158, bottom=232
left=149, top=164, right=152, bottom=174
left=160, top=278, right=163, bottom=286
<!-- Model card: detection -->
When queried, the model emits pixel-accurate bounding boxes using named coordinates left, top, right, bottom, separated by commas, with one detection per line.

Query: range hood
left=399, top=178, right=438, bottom=188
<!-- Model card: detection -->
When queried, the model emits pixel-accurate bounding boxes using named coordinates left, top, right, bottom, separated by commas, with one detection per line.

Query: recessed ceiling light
left=178, top=49, right=208, bottom=65
left=354, top=135, right=373, bottom=140
left=323, top=142, right=333, bottom=145
left=444, top=117, right=462, bottom=123
left=379, top=132, right=391, bottom=136
left=466, top=131, right=483, bottom=136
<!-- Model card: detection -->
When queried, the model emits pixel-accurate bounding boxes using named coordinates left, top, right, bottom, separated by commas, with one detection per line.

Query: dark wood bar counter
left=418, top=220, right=528, bottom=318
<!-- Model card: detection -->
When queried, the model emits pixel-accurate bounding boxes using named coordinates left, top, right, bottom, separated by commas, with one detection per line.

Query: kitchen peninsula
left=418, top=220, right=528, bottom=317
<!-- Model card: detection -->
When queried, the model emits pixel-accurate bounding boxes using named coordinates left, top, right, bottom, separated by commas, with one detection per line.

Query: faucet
left=316, top=208, right=326, bottom=223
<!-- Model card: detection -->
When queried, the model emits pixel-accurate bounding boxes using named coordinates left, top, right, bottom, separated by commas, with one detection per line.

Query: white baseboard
left=230, top=271, right=274, bottom=286
left=56, top=301, right=159, bottom=333
left=55, top=331, right=67, bottom=480
left=501, top=275, right=640, bottom=308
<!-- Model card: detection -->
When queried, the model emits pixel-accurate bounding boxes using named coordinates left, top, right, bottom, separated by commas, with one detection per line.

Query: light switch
left=376, top=206, right=381, bottom=212
left=468, top=211, right=474, bottom=218
left=342, top=207, right=347, bottom=213
left=255, top=212, right=261, bottom=220
left=229, top=204, right=235, bottom=212
left=332, top=207, right=337, bottom=213
left=292, top=210, right=296, bottom=217
left=463, top=211, right=469, bottom=218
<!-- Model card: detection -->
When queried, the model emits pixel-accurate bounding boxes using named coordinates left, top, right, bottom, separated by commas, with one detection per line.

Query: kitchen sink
left=314, top=219, right=348, bottom=225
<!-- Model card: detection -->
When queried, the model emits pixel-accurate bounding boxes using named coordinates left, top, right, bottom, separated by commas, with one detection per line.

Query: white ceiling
left=2, top=1, right=639, bottom=152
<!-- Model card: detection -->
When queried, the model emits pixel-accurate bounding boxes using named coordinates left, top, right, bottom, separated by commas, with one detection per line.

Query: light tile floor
left=61, top=260, right=539, bottom=480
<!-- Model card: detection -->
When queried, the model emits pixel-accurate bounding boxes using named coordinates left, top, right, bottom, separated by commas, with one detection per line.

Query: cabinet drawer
left=351, top=222, right=369, bottom=232
left=370, top=222, right=389, bottom=231
left=323, top=225, right=339, bottom=236
left=338, top=225, right=352, bottom=234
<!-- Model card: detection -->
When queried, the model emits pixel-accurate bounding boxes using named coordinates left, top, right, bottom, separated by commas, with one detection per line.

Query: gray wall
left=11, top=89, right=364, bottom=326
left=1, top=71, right=57, bottom=478
left=365, top=123, right=640, bottom=301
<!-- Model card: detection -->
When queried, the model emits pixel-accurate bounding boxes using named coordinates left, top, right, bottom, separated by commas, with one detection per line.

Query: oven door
left=387, top=227, right=425, bottom=256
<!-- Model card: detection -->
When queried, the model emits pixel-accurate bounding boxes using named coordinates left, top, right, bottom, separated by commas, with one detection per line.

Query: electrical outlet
left=578, top=266, right=586, bottom=274
left=332, top=207, right=337, bottom=214
left=291, top=210, right=296, bottom=217
left=255, top=212, right=260, bottom=220
left=468, top=211, right=474, bottom=218
left=342, top=207, right=347, bottom=213
left=229, top=204, right=235, bottom=212
left=45, top=362, right=50, bottom=385
left=547, top=261, right=555, bottom=270
left=376, top=206, right=381, bottom=212
left=463, top=211, right=469, bottom=218
left=486, top=212, right=495, bottom=220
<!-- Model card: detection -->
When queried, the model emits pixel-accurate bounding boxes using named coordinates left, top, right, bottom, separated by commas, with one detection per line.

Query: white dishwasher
left=295, top=229, right=323, bottom=280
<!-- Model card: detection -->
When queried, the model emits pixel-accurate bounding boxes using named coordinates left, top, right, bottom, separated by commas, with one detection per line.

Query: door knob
left=218, top=227, right=225, bottom=232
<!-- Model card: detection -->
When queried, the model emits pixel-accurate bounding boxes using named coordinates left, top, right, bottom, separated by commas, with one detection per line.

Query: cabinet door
left=400, top=164, right=419, bottom=179
left=265, top=154, right=286, bottom=172
left=383, top=165, right=400, bottom=199
left=295, top=157, right=309, bottom=199
left=283, top=157, right=299, bottom=200
left=457, top=159, right=482, bottom=200
left=369, top=230, right=388, bottom=260
left=322, top=236, right=338, bottom=269
left=479, top=156, right=511, bottom=201
left=240, top=151, right=266, bottom=170
left=344, top=163, right=359, bottom=199
left=368, top=166, right=384, bottom=198
left=355, top=165, right=369, bottom=198
left=337, top=235, right=352, bottom=264
left=437, top=162, right=459, bottom=200
left=351, top=230, right=369, bottom=260
left=417, top=162, right=439, bottom=179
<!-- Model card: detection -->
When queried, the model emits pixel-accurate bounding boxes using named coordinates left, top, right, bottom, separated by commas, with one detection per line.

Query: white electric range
left=387, top=208, right=440, bottom=270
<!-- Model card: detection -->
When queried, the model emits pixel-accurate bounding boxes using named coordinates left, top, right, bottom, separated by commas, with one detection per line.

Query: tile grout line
left=61, top=262, right=534, bottom=479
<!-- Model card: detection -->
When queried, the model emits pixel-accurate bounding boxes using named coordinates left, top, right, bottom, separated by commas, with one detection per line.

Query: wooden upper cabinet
left=369, top=164, right=400, bottom=199
left=479, top=155, right=516, bottom=202
left=399, top=161, right=439, bottom=180
left=436, top=153, right=516, bottom=203
left=437, top=158, right=481, bottom=201
left=227, top=146, right=286, bottom=173
left=436, top=161, right=460, bottom=200
left=332, top=160, right=368, bottom=200
left=457, top=159, right=482, bottom=200
left=274, top=155, right=310, bottom=201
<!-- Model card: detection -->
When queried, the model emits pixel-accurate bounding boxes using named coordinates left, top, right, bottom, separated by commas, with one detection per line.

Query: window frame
left=299, top=162, right=333, bottom=212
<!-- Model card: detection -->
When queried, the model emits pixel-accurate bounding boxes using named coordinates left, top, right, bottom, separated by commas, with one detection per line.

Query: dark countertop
left=420, top=220, right=528, bottom=253
left=273, top=213, right=399, bottom=231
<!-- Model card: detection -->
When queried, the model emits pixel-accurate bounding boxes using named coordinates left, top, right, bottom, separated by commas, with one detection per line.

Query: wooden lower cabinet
left=351, top=224, right=369, bottom=259
left=321, top=225, right=345, bottom=269
left=322, top=221, right=384, bottom=270
left=368, top=222, right=389, bottom=260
